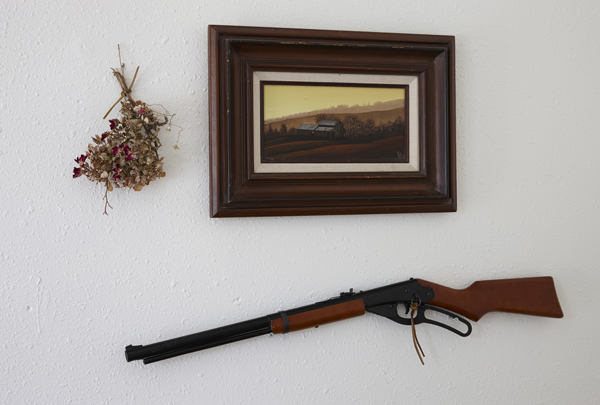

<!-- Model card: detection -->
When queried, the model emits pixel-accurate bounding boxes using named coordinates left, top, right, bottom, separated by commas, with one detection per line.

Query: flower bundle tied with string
left=73, top=62, right=178, bottom=214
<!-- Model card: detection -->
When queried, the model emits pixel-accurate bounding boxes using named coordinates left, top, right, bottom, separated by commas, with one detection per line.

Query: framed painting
left=209, top=25, right=456, bottom=217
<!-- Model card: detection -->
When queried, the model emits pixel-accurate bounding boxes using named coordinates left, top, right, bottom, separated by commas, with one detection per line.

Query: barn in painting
left=296, top=123, right=319, bottom=136
left=297, top=120, right=346, bottom=138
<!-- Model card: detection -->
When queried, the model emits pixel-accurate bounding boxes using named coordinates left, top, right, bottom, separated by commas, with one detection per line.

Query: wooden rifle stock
left=417, top=276, right=564, bottom=321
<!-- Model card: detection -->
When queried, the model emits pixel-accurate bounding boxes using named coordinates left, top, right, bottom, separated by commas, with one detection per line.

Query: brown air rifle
left=125, top=277, right=563, bottom=364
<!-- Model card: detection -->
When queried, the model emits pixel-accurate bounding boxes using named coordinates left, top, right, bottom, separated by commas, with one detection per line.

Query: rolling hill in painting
left=263, top=136, right=405, bottom=163
left=264, top=98, right=405, bottom=132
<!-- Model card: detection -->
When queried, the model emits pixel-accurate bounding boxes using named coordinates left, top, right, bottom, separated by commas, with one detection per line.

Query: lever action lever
left=367, top=303, right=472, bottom=337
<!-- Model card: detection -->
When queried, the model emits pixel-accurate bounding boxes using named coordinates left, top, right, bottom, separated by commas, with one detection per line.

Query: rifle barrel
left=143, top=327, right=271, bottom=364
left=125, top=315, right=273, bottom=362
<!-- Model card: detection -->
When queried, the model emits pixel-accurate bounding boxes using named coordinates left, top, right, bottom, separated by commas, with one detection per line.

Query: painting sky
left=263, top=84, right=405, bottom=121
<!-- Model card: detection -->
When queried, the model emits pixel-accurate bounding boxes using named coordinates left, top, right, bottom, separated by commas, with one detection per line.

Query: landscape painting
left=260, top=82, right=408, bottom=164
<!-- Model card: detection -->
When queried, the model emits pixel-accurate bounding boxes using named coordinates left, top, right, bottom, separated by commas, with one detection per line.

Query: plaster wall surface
left=1, top=0, right=599, bottom=404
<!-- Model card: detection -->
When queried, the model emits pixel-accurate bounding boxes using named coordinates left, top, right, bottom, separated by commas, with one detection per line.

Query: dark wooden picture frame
left=209, top=25, right=456, bottom=217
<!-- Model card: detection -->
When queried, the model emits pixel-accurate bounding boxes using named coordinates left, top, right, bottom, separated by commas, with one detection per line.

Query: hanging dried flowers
left=73, top=51, right=180, bottom=214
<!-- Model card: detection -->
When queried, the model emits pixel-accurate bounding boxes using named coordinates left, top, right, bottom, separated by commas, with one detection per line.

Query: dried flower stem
left=128, top=66, right=139, bottom=91
left=103, top=95, right=124, bottom=120
left=118, top=44, right=124, bottom=75
left=103, top=184, right=113, bottom=215
left=102, top=67, right=139, bottom=120
left=113, top=70, right=135, bottom=104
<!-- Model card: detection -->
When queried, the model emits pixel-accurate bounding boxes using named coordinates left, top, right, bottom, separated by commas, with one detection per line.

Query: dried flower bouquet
left=73, top=59, right=178, bottom=214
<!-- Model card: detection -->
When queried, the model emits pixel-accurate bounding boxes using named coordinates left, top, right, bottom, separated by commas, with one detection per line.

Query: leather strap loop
left=279, top=311, right=290, bottom=334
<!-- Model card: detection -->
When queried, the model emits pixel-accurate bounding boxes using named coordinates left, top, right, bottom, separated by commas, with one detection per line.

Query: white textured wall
left=2, top=0, right=599, bottom=403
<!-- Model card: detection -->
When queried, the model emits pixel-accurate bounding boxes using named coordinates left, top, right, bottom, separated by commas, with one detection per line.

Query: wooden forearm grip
left=417, top=276, right=564, bottom=322
left=270, top=300, right=366, bottom=334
